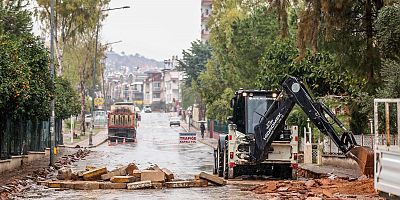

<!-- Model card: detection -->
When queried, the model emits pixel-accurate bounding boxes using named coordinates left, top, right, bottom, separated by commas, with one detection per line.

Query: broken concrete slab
left=127, top=181, right=152, bottom=190
left=101, top=166, right=127, bottom=180
left=82, top=167, right=107, bottom=181
left=151, top=182, right=164, bottom=189
left=194, top=179, right=208, bottom=187
left=110, top=176, right=137, bottom=183
left=99, top=182, right=127, bottom=189
left=57, top=167, right=73, bottom=180
left=60, top=182, right=76, bottom=189
left=199, top=172, right=226, bottom=186
left=130, top=170, right=141, bottom=180
left=125, top=163, right=139, bottom=175
left=85, top=166, right=97, bottom=171
left=161, top=168, right=174, bottom=182
left=141, top=170, right=165, bottom=183
left=48, top=181, right=62, bottom=188
left=73, top=181, right=100, bottom=190
left=165, top=181, right=197, bottom=188
left=37, top=181, right=49, bottom=186
left=305, top=180, right=316, bottom=188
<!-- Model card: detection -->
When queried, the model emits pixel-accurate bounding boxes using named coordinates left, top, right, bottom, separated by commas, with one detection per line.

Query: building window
left=153, top=93, right=160, bottom=98
left=153, top=82, right=160, bottom=89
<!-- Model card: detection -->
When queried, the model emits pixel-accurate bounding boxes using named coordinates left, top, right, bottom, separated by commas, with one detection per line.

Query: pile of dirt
left=246, top=176, right=380, bottom=199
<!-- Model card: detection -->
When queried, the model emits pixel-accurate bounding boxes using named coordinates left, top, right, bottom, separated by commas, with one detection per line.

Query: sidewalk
left=63, top=129, right=108, bottom=148
left=181, top=121, right=217, bottom=149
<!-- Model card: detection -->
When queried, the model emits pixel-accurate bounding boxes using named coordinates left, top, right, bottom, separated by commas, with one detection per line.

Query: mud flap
left=347, top=146, right=374, bottom=177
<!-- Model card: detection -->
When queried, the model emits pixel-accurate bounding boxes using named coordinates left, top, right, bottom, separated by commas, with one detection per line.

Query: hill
left=105, top=51, right=164, bottom=73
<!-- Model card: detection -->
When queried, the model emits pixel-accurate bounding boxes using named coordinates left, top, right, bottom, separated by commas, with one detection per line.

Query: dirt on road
left=245, top=176, right=381, bottom=199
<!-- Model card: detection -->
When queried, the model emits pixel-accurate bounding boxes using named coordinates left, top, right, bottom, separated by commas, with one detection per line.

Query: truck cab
left=215, top=90, right=298, bottom=179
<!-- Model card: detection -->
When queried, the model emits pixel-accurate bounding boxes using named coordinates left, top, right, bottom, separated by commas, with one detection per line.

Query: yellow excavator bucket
left=347, top=146, right=374, bottom=177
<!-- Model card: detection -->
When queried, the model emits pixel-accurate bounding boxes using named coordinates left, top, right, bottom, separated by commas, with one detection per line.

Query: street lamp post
left=89, top=6, right=130, bottom=146
left=49, top=0, right=56, bottom=166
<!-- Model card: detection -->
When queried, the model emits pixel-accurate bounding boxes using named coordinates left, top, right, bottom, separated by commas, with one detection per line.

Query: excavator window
left=246, top=95, right=273, bottom=134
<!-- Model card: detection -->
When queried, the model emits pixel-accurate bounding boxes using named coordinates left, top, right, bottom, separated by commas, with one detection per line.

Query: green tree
left=0, top=1, right=52, bottom=120
left=375, top=6, right=400, bottom=61
left=177, top=40, right=212, bottom=86
left=55, top=77, right=80, bottom=119
left=35, top=0, right=110, bottom=75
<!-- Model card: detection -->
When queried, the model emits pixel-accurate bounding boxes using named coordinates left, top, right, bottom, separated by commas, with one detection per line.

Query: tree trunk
left=80, top=80, right=86, bottom=136
left=365, top=0, right=375, bottom=83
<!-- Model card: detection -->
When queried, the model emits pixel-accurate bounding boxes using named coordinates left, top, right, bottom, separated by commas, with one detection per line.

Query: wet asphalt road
left=18, top=112, right=264, bottom=200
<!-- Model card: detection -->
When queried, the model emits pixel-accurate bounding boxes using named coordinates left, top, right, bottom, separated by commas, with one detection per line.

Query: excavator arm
left=254, top=77, right=373, bottom=176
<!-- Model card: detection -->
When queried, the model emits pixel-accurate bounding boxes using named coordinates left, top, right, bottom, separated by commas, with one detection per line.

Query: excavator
left=214, top=76, right=374, bottom=179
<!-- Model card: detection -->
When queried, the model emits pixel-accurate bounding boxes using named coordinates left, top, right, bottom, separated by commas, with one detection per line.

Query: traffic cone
left=123, top=138, right=126, bottom=144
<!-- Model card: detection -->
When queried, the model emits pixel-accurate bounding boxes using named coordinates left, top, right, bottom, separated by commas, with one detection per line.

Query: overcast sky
left=101, top=0, right=201, bottom=61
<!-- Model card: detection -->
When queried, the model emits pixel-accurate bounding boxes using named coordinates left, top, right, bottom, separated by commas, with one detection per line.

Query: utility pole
left=89, top=16, right=100, bottom=147
left=89, top=6, right=130, bottom=146
left=49, top=0, right=55, bottom=166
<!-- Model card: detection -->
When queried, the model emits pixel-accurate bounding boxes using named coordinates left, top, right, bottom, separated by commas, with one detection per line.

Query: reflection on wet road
left=20, top=113, right=263, bottom=200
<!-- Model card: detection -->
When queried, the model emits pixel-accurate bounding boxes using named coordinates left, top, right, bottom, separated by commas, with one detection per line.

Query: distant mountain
left=105, top=51, right=164, bottom=73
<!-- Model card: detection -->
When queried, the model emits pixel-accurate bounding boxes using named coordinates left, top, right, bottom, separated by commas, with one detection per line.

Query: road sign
left=179, top=132, right=197, bottom=144
left=94, top=98, right=104, bottom=106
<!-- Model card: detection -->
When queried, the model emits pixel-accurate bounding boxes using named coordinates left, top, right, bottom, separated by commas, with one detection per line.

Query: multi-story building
left=143, top=72, right=163, bottom=110
left=201, top=0, right=212, bottom=41
left=130, top=81, right=144, bottom=106
left=162, top=69, right=183, bottom=112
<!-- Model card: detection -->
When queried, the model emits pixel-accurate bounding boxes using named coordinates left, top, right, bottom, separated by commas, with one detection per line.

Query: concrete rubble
left=39, top=163, right=226, bottom=191
left=245, top=177, right=382, bottom=199
left=0, top=149, right=91, bottom=200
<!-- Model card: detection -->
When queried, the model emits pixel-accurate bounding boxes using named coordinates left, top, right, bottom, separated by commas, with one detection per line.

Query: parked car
left=169, top=117, right=181, bottom=127
left=144, top=106, right=152, bottom=113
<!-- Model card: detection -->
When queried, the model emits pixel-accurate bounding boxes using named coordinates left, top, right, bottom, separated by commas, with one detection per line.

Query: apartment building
left=143, top=72, right=163, bottom=110
left=201, top=0, right=212, bottom=41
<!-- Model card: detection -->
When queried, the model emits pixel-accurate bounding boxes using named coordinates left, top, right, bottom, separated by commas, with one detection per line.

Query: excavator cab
left=230, top=90, right=278, bottom=135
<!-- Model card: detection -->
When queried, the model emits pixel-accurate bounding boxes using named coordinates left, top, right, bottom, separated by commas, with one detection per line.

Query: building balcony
left=153, top=87, right=161, bottom=92
left=201, top=14, right=209, bottom=21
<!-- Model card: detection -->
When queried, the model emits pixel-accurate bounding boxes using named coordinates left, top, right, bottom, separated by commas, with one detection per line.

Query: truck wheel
left=223, top=142, right=229, bottom=179
left=213, top=149, right=218, bottom=174
left=216, top=143, right=224, bottom=177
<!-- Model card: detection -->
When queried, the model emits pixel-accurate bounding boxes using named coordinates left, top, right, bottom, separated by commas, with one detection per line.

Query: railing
left=0, top=118, right=62, bottom=160
left=207, top=119, right=228, bottom=134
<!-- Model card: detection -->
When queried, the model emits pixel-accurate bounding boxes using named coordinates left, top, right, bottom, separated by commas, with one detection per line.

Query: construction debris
left=100, top=166, right=128, bottom=180
left=246, top=177, right=380, bottom=199
left=82, top=167, right=108, bottom=181
left=39, top=162, right=225, bottom=192
left=141, top=170, right=165, bottom=182
left=1, top=149, right=91, bottom=199
left=199, top=172, right=226, bottom=186
left=127, top=180, right=152, bottom=190
left=110, top=176, right=137, bottom=183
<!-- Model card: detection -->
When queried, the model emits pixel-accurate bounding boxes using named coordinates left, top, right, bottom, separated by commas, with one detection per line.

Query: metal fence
left=207, top=120, right=229, bottom=134
left=308, top=134, right=398, bottom=156
left=0, top=118, right=63, bottom=160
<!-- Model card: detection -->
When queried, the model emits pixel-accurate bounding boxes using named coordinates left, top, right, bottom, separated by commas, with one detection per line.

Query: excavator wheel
left=347, top=146, right=374, bottom=177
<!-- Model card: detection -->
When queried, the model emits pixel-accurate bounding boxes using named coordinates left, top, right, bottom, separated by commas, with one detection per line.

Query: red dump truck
left=108, top=102, right=140, bottom=142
